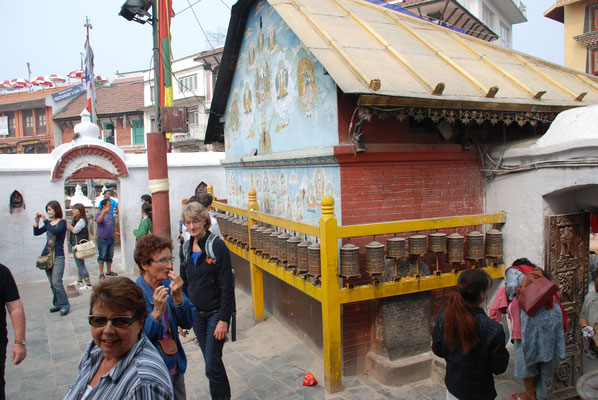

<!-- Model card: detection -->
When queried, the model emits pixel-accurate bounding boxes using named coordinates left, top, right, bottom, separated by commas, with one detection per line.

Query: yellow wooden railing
left=207, top=185, right=506, bottom=393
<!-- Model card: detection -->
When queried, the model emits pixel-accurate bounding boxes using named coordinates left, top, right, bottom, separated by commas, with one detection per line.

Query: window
left=36, top=108, right=46, bottom=132
left=103, top=122, right=115, bottom=144
left=178, top=74, right=197, bottom=93
left=593, top=49, right=598, bottom=75
left=499, top=21, right=511, bottom=48
left=483, top=3, right=495, bottom=30
left=594, top=8, right=598, bottom=31
left=3, top=112, right=15, bottom=137
left=22, top=110, right=34, bottom=136
left=132, top=120, right=144, bottom=145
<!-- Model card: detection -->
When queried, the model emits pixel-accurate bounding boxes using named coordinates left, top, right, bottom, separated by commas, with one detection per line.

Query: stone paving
left=5, top=257, right=525, bottom=400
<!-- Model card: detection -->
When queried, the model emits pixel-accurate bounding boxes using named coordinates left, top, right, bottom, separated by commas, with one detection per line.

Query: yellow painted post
left=319, top=196, right=343, bottom=393
left=247, top=188, right=265, bottom=322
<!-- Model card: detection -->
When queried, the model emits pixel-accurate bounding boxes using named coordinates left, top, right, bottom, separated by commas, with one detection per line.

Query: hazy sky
left=0, top=0, right=564, bottom=82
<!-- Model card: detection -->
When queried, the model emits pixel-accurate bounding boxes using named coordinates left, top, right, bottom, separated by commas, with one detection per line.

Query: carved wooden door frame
left=545, top=212, right=589, bottom=399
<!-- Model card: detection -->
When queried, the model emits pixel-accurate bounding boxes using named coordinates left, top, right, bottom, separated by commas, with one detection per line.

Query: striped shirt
left=63, top=334, right=174, bottom=400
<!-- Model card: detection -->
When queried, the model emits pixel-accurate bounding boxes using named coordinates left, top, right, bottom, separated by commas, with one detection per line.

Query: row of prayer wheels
left=216, top=215, right=324, bottom=278
left=339, top=229, right=503, bottom=278
left=217, top=213, right=502, bottom=281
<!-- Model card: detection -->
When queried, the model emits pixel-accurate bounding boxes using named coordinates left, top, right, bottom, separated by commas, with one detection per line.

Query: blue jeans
left=97, top=238, right=114, bottom=263
left=45, top=256, right=69, bottom=311
left=193, top=312, right=230, bottom=400
left=73, top=253, right=89, bottom=281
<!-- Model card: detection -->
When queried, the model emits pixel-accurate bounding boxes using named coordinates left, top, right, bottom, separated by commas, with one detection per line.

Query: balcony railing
left=171, top=123, right=206, bottom=142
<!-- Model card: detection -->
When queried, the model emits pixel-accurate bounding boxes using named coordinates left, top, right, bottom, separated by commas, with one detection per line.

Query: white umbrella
left=67, top=69, right=85, bottom=79
left=10, top=78, right=31, bottom=89
left=94, top=75, right=109, bottom=86
left=32, top=76, right=53, bottom=87
left=46, top=74, right=66, bottom=83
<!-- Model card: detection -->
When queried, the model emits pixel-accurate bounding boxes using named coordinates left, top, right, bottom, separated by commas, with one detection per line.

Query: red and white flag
left=84, top=37, right=97, bottom=123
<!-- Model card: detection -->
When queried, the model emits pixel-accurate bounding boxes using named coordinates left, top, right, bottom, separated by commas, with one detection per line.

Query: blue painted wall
left=226, top=166, right=341, bottom=225
left=223, top=0, right=339, bottom=157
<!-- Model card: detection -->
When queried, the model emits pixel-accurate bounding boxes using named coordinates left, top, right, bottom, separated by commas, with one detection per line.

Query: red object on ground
left=302, top=371, right=318, bottom=386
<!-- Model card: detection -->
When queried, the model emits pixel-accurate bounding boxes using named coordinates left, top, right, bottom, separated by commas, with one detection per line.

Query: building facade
left=53, top=80, right=146, bottom=153
left=0, top=86, right=71, bottom=154
left=545, top=0, right=598, bottom=75
left=395, top=0, right=527, bottom=47
left=142, top=47, right=224, bottom=152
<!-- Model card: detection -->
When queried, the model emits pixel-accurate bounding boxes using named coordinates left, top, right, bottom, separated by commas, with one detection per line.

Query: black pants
left=1, top=342, right=6, bottom=400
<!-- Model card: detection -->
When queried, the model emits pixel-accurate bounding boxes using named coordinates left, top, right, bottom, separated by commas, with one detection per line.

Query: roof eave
left=544, top=4, right=564, bottom=23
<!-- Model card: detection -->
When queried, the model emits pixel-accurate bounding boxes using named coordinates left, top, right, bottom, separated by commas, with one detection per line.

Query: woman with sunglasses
left=134, top=235, right=195, bottom=400
left=64, top=277, right=174, bottom=399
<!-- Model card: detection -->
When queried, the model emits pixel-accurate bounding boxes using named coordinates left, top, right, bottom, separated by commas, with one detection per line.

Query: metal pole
left=152, top=0, right=160, bottom=131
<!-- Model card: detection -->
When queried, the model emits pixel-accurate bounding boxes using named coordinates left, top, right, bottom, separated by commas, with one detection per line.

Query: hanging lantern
left=446, top=232, right=465, bottom=263
left=386, top=237, right=406, bottom=259
left=277, top=232, right=291, bottom=264
left=408, top=235, right=427, bottom=256
left=340, top=242, right=360, bottom=278
left=307, top=243, right=321, bottom=278
left=366, top=239, right=385, bottom=276
left=429, top=233, right=447, bottom=253
left=485, top=229, right=503, bottom=258
left=286, top=236, right=302, bottom=268
left=466, top=231, right=484, bottom=261
left=296, top=239, right=312, bottom=273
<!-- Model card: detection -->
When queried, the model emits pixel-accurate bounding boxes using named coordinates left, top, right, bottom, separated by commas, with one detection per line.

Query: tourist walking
left=134, top=203, right=153, bottom=239
left=197, top=193, right=223, bottom=239
left=1, top=263, right=26, bottom=400
left=34, top=200, right=70, bottom=316
left=181, top=202, right=234, bottom=400
left=135, top=235, right=195, bottom=399
left=506, top=258, right=566, bottom=400
left=579, top=268, right=598, bottom=374
left=95, top=199, right=117, bottom=279
left=63, top=278, right=174, bottom=399
left=66, top=203, right=92, bottom=290
left=432, top=269, right=509, bottom=400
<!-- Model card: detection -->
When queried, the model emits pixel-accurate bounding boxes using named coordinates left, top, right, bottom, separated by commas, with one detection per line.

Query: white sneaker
left=79, top=284, right=93, bottom=291
left=69, top=280, right=84, bottom=287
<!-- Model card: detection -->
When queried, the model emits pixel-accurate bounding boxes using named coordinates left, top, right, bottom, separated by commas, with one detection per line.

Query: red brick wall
left=336, top=91, right=486, bottom=375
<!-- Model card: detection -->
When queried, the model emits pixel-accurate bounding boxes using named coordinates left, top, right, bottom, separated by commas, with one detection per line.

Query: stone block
left=366, top=350, right=433, bottom=387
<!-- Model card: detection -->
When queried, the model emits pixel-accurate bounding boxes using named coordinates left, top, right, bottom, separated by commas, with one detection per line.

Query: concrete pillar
left=147, top=132, right=171, bottom=237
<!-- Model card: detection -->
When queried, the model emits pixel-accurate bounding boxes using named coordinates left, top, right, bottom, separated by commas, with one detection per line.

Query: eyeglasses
left=88, top=315, right=140, bottom=328
left=152, top=257, right=175, bottom=265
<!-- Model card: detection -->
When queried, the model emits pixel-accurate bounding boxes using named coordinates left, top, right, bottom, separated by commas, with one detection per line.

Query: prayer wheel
left=286, top=236, right=302, bottom=268
left=340, top=242, right=360, bottom=278
left=296, top=239, right=312, bottom=273
left=268, top=230, right=281, bottom=260
left=240, top=221, right=249, bottom=247
left=307, top=243, right=321, bottom=278
left=277, top=232, right=291, bottom=264
left=219, top=215, right=231, bottom=238
left=466, top=231, right=484, bottom=260
left=429, top=233, right=447, bottom=253
left=485, top=229, right=503, bottom=258
left=365, top=239, right=385, bottom=275
left=408, top=235, right=427, bottom=256
left=232, top=219, right=243, bottom=244
left=261, top=228, right=274, bottom=258
left=446, top=232, right=464, bottom=263
left=249, top=224, right=260, bottom=250
left=386, top=237, right=406, bottom=259
left=253, top=226, right=266, bottom=253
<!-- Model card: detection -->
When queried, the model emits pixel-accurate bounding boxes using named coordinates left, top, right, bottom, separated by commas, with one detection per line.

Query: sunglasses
left=88, top=315, right=140, bottom=328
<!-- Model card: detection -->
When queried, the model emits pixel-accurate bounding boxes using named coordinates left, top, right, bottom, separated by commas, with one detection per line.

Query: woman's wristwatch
left=14, top=339, right=26, bottom=345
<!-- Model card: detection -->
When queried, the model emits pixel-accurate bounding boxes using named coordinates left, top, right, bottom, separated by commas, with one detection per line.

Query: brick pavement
left=5, top=261, right=524, bottom=400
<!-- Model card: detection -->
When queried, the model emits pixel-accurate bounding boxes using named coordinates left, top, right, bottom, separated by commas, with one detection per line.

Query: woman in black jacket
left=432, top=269, right=509, bottom=400
left=180, top=202, right=234, bottom=400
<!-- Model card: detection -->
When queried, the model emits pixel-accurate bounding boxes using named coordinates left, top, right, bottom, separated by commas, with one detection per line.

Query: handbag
left=517, top=268, right=558, bottom=317
left=157, top=337, right=178, bottom=356
left=75, top=239, right=97, bottom=259
left=36, top=235, right=55, bottom=270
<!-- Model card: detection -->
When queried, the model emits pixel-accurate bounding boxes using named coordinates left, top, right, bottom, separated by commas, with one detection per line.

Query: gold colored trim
left=577, top=74, right=598, bottom=91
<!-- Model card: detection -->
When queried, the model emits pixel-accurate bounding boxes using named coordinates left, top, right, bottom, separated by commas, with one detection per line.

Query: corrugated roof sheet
left=270, top=0, right=598, bottom=109
left=54, top=81, right=144, bottom=119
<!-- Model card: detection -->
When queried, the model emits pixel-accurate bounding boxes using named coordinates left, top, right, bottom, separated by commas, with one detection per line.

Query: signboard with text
left=51, top=84, right=85, bottom=102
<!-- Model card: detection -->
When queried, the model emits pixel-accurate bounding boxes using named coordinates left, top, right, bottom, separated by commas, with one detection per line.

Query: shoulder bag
left=75, top=239, right=97, bottom=259
left=36, top=235, right=55, bottom=270
left=517, top=268, right=558, bottom=317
